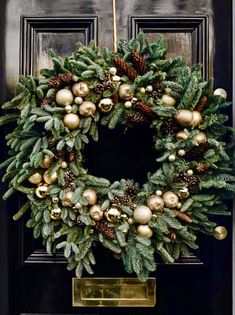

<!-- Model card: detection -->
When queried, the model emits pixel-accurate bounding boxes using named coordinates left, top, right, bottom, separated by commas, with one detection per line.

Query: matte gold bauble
left=74, top=96, right=83, bottom=105
left=175, top=110, right=194, bottom=127
left=28, top=172, right=42, bottom=185
left=156, top=190, right=163, bottom=196
left=118, top=84, right=133, bottom=100
left=35, top=184, right=48, bottom=198
left=89, top=204, right=103, bottom=221
left=98, top=98, right=114, bottom=113
left=147, top=195, right=164, bottom=211
left=61, top=161, right=68, bottom=169
left=139, top=87, right=146, bottom=93
left=133, top=205, right=152, bottom=224
left=213, top=226, right=228, bottom=240
left=146, top=85, right=153, bottom=92
left=65, top=104, right=72, bottom=113
left=109, top=67, right=117, bottom=75
left=137, top=225, right=153, bottom=238
left=78, top=101, right=96, bottom=117
left=82, top=188, right=97, bottom=205
left=61, top=191, right=74, bottom=207
left=168, top=154, right=176, bottom=162
left=191, top=111, right=203, bottom=127
left=55, top=89, right=74, bottom=106
left=41, top=155, right=53, bottom=169
left=74, top=202, right=82, bottom=209
left=213, top=88, right=227, bottom=99
left=72, top=82, right=89, bottom=97
left=124, top=101, right=132, bottom=109
left=178, top=187, right=189, bottom=199
left=51, top=207, right=62, bottom=220
left=128, top=218, right=134, bottom=224
left=105, top=207, right=121, bottom=223
left=43, top=170, right=58, bottom=185
left=163, top=191, right=179, bottom=209
left=161, top=94, right=176, bottom=106
left=63, top=113, right=80, bottom=130
left=112, top=75, right=121, bottom=82
left=194, top=132, right=207, bottom=144
left=176, top=131, right=188, bottom=141
left=187, top=169, right=194, bottom=176
left=178, top=149, right=186, bottom=156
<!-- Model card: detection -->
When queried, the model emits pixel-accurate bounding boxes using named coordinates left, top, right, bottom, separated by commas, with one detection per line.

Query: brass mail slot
left=72, top=278, right=156, bottom=307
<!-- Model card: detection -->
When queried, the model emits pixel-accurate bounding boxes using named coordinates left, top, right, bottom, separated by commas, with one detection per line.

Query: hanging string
left=112, top=0, right=117, bottom=52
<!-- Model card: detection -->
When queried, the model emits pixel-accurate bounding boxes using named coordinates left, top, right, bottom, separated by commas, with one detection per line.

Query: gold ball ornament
left=137, top=225, right=153, bottom=238
left=82, top=188, right=97, bottom=205
left=63, top=113, right=80, bottom=130
left=72, top=82, right=89, bottom=97
left=51, top=207, right=62, bottom=220
left=124, top=101, right=132, bottom=109
left=55, top=89, right=73, bottom=106
left=187, top=169, right=194, bottom=176
left=52, top=196, right=59, bottom=203
left=178, top=149, right=186, bottom=156
left=213, top=226, right=228, bottom=240
left=112, top=75, right=121, bottom=82
left=147, top=195, right=164, bottom=211
left=175, top=110, right=194, bottom=127
left=105, top=207, right=121, bottom=223
left=74, top=96, right=83, bottom=105
left=28, top=172, right=42, bottom=185
left=128, top=218, right=134, bottom=224
left=156, top=190, right=163, bottom=196
left=194, top=132, right=207, bottom=144
left=191, top=111, right=203, bottom=127
left=74, top=202, right=82, bottom=209
left=176, top=131, right=188, bottom=141
left=98, top=98, right=114, bottom=113
left=43, top=170, right=58, bottom=185
left=139, top=87, right=146, bottom=93
left=119, top=84, right=134, bottom=100
left=35, top=184, right=48, bottom=199
left=41, top=155, right=53, bottom=169
left=177, top=202, right=182, bottom=209
left=168, top=154, right=176, bottom=162
left=61, top=191, right=74, bottom=207
left=213, top=88, right=227, bottom=99
left=146, top=85, right=153, bottom=92
left=178, top=187, right=189, bottom=199
left=163, top=191, right=179, bottom=209
left=78, top=101, right=96, bottom=117
left=61, top=161, right=68, bottom=169
left=65, top=104, right=72, bottom=113
left=89, top=204, right=103, bottom=221
left=133, top=205, right=152, bottom=224
left=161, top=94, right=176, bottom=106
left=109, top=67, right=117, bottom=75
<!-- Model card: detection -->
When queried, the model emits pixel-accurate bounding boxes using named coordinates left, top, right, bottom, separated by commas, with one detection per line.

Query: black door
left=0, top=1, right=232, bottom=315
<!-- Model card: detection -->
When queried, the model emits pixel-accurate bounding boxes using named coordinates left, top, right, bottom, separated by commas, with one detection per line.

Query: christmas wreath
left=0, top=35, right=234, bottom=280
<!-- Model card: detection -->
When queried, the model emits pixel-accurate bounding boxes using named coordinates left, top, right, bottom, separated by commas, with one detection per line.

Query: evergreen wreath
left=0, top=34, right=234, bottom=280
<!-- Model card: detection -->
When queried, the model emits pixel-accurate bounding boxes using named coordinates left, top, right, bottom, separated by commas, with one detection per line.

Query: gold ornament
left=55, top=89, right=73, bottom=106
left=98, top=98, right=114, bottom=113
left=51, top=207, right=62, bottom=220
left=139, top=87, right=146, bottom=93
left=72, top=82, right=89, bottom=97
left=63, top=113, right=80, bottom=130
left=163, top=191, right=179, bottom=209
left=28, top=172, right=42, bottom=185
left=213, top=88, right=227, bottom=99
left=82, top=188, right=97, bottom=205
left=176, top=131, right=188, bottom=141
left=61, top=161, right=68, bottom=169
left=78, top=101, right=96, bottom=117
left=124, top=101, right=132, bottom=109
left=191, top=111, right=203, bottom=127
left=178, top=187, right=189, bottom=199
left=214, top=226, right=228, bottom=240
left=105, top=207, right=121, bottom=223
left=177, top=202, right=182, bottom=209
left=187, top=169, right=194, bottom=176
left=52, top=196, right=59, bottom=203
left=112, top=75, right=121, bottom=82
left=119, top=84, right=133, bottom=100
left=194, top=132, right=207, bottom=144
left=146, top=85, right=153, bottom=92
left=178, top=149, right=186, bottom=156
left=109, top=67, right=117, bottom=75
left=89, top=204, right=103, bottom=221
left=156, top=190, right=163, bottom=196
left=35, top=184, right=48, bottom=198
left=65, top=104, right=72, bottom=113
left=74, top=202, right=82, bottom=209
left=168, top=154, right=176, bottom=162
left=128, top=218, right=133, bottom=224
left=175, top=110, right=194, bottom=127
left=41, top=155, right=53, bottom=169
left=61, top=191, right=74, bottom=207
left=133, top=205, right=152, bottom=224
left=74, top=96, right=83, bottom=105
left=147, top=195, right=164, bottom=211
left=137, top=225, right=153, bottom=238
left=43, top=170, right=58, bottom=185
left=161, top=94, right=176, bottom=106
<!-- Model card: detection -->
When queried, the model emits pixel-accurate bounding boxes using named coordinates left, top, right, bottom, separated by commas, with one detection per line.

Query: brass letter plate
left=72, top=278, right=156, bottom=307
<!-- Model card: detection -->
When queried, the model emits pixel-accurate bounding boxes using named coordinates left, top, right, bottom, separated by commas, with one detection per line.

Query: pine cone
left=77, top=219, right=85, bottom=227
left=95, top=222, right=116, bottom=240
left=112, top=57, right=138, bottom=81
left=135, top=101, right=155, bottom=119
left=127, top=112, right=149, bottom=125
left=125, top=186, right=138, bottom=197
left=152, top=81, right=162, bottom=91
left=57, top=150, right=66, bottom=160
left=177, top=173, right=199, bottom=194
left=195, top=162, right=209, bottom=173
left=113, top=195, right=132, bottom=206
left=161, top=118, right=180, bottom=134
left=47, top=73, right=74, bottom=89
left=67, top=150, right=77, bottom=162
left=68, top=182, right=77, bottom=191
left=94, top=84, right=105, bottom=93
left=173, top=210, right=192, bottom=224
left=194, top=96, right=208, bottom=112
left=130, top=50, right=148, bottom=75
left=185, top=142, right=210, bottom=161
left=41, top=96, right=54, bottom=107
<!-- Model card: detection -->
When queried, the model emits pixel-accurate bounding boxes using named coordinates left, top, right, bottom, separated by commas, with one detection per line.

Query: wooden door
left=0, top=0, right=232, bottom=314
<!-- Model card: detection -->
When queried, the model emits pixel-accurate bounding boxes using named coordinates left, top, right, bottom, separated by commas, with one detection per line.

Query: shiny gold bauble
left=112, top=75, right=121, bottom=82
left=35, top=184, right=48, bottom=198
left=105, top=207, right=121, bottom=223
left=82, top=188, right=97, bottom=205
left=139, top=87, right=146, bottom=93
left=55, top=89, right=73, bottom=106
left=146, top=85, right=153, bottom=92
left=178, top=149, right=186, bottom=156
left=168, top=154, right=176, bottom=162
left=124, top=101, right=132, bottom=109
left=74, top=202, right=82, bottom=209
left=176, top=131, right=188, bottom=141
left=128, top=218, right=134, bottom=224
left=43, top=170, right=58, bottom=185
left=163, top=191, right=179, bottom=209
left=28, top=172, right=42, bottom=185
left=41, top=155, right=53, bottom=169
left=63, top=113, right=80, bottom=130
left=118, top=84, right=133, bottom=100
left=72, top=82, right=89, bottom=97
left=74, top=96, right=83, bottom=105
left=137, top=225, right=153, bottom=238
left=133, top=205, right=152, bottom=224
left=213, top=226, right=228, bottom=240
left=65, top=104, right=72, bottom=113
left=161, top=94, right=176, bottom=106
left=175, top=110, right=194, bottom=127
left=78, top=101, right=96, bottom=117
left=89, top=204, right=103, bottom=221
left=187, top=169, right=194, bottom=176
left=109, top=67, right=117, bottom=75
left=51, top=207, right=62, bottom=220
left=147, top=195, right=164, bottom=211
left=98, top=98, right=114, bottom=113
left=156, top=190, right=163, bottom=196
left=194, top=132, right=207, bottom=144
left=61, top=191, right=74, bottom=207
left=177, top=187, right=189, bottom=199
left=61, top=161, right=68, bottom=169
left=191, top=111, right=203, bottom=127
left=213, top=88, right=227, bottom=99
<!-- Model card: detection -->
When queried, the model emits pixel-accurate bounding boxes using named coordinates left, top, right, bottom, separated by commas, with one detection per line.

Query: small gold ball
left=61, top=191, right=73, bottom=207
left=128, top=218, right=133, bottom=224
left=194, top=132, right=207, bottom=144
left=156, top=190, right=163, bottom=196
left=61, top=161, right=68, bottom=169
left=79, top=101, right=96, bottom=117
left=161, top=94, right=176, bottom=106
left=105, top=207, right=121, bottom=223
left=52, top=196, right=59, bottom=203
left=51, top=207, right=62, bottom=220
left=213, top=88, right=227, bottom=99
left=178, top=149, right=186, bottom=156
left=63, top=113, right=80, bottom=130
left=177, top=188, right=189, bottom=199
left=133, top=205, right=152, bottom=224
left=147, top=195, right=164, bottom=211
left=56, top=89, right=74, bottom=106
left=177, top=202, right=182, bottom=209
left=65, top=104, right=72, bottom=113
left=41, top=155, right=53, bottom=169
left=214, top=226, right=228, bottom=240
left=28, top=172, right=42, bottom=185
left=98, top=98, right=114, bottom=113
left=119, top=84, right=134, bottom=100
left=139, top=87, right=146, bottom=93
left=75, top=202, right=82, bottom=209
left=124, top=101, right=132, bottom=109
left=132, top=97, right=138, bottom=103
left=82, top=188, right=97, bottom=205
left=163, top=191, right=179, bottom=209
left=168, top=154, right=176, bottom=162
left=72, top=82, right=89, bottom=97
left=89, top=204, right=103, bottom=221
left=137, top=225, right=153, bottom=238
left=146, top=85, right=153, bottom=92
left=43, top=170, right=58, bottom=185
left=187, top=169, right=194, bottom=176
left=191, top=111, right=203, bottom=127
left=112, top=75, right=121, bottom=82
left=35, top=184, right=48, bottom=199
left=175, top=110, right=194, bottom=127
left=109, top=67, right=117, bottom=75
left=176, top=131, right=188, bottom=141
left=74, top=96, right=83, bottom=105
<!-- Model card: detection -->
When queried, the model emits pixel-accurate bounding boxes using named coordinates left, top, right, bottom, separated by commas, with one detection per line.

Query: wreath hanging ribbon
left=0, top=34, right=233, bottom=280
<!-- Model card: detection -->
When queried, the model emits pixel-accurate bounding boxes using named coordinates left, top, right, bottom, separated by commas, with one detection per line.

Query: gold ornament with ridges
left=78, top=101, right=96, bottom=117
left=35, top=184, right=48, bottom=198
left=137, top=225, right=153, bottom=238
left=213, top=88, right=227, bottom=99
left=61, top=191, right=74, bottom=207
left=63, top=113, right=80, bottom=130
left=82, top=188, right=97, bottom=205
left=213, top=226, right=228, bottom=240
left=118, top=84, right=133, bottom=100
left=43, top=170, right=58, bottom=185
left=105, top=207, right=121, bottom=223
left=55, top=89, right=73, bottom=106
left=133, top=205, right=152, bottom=224
left=178, top=187, right=189, bottom=199
left=98, top=98, right=114, bottom=113
left=147, top=195, right=164, bottom=211
left=41, top=155, right=53, bottom=169
left=175, top=110, right=194, bottom=127
left=72, top=82, right=89, bottom=97
left=28, top=172, right=42, bottom=185
left=89, top=204, right=103, bottom=221
left=194, top=132, right=207, bottom=144
left=163, top=191, right=179, bottom=209
left=51, top=207, right=62, bottom=220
